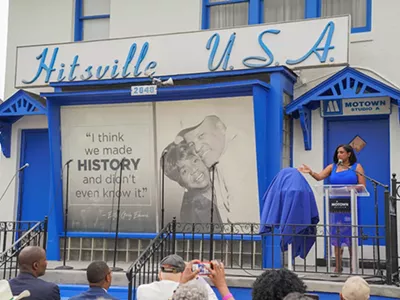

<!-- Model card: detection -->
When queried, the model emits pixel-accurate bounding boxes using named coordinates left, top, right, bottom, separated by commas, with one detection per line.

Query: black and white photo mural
left=156, top=96, right=260, bottom=226
left=60, top=96, right=260, bottom=233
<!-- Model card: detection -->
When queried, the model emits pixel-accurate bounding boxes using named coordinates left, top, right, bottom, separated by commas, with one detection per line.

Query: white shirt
left=136, top=277, right=218, bottom=300
left=214, top=127, right=260, bottom=224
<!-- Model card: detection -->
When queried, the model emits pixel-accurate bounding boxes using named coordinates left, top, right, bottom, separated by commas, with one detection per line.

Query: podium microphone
left=0, top=163, right=29, bottom=204
left=56, top=159, right=74, bottom=270
left=337, top=159, right=343, bottom=166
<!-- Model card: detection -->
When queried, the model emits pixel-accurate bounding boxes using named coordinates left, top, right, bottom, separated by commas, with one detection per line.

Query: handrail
left=1, top=217, right=48, bottom=280
left=126, top=220, right=173, bottom=280
left=0, top=221, right=43, bottom=258
left=126, top=219, right=176, bottom=300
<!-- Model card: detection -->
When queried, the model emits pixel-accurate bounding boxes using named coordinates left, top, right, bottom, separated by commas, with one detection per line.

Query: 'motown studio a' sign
left=321, top=97, right=391, bottom=117
left=15, top=16, right=350, bottom=88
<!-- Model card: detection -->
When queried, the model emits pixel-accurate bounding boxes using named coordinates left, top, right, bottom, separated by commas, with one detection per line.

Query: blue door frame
left=17, top=129, right=51, bottom=237
left=41, top=69, right=296, bottom=263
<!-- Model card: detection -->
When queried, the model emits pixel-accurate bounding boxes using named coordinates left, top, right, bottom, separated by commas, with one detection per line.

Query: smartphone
left=192, top=262, right=212, bottom=275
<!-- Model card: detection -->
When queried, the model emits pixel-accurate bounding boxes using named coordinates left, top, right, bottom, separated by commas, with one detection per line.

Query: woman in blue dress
left=299, top=144, right=366, bottom=273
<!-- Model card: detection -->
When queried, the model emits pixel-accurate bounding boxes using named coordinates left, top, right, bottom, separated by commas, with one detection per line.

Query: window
left=207, top=0, right=249, bottom=29
left=203, top=0, right=371, bottom=33
left=282, top=93, right=292, bottom=168
left=75, top=0, right=110, bottom=41
left=321, top=0, right=371, bottom=33
left=263, top=0, right=305, bottom=24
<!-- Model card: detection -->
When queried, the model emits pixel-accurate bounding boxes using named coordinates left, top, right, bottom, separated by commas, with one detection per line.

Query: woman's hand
left=207, top=260, right=227, bottom=289
left=179, top=260, right=200, bottom=284
left=207, top=261, right=234, bottom=299
left=298, top=164, right=312, bottom=174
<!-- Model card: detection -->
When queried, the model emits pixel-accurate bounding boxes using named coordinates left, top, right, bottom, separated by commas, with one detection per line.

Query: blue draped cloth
left=259, top=168, right=320, bottom=259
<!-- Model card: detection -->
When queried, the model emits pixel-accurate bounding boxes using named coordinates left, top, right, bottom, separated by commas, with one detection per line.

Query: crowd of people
left=0, top=246, right=371, bottom=300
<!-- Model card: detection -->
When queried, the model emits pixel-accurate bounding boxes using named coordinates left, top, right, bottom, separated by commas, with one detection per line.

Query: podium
left=317, top=184, right=369, bottom=273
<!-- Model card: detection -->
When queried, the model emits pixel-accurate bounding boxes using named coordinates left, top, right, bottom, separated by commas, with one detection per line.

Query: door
left=18, top=129, right=51, bottom=223
left=326, top=117, right=390, bottom=246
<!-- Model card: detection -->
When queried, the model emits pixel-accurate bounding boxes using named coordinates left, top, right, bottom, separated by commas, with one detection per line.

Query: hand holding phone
left=191, top=262, right=212, bottom=275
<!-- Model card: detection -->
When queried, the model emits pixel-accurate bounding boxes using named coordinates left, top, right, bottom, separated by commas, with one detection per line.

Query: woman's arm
left=299, top=164, right=333, bottom=181
left=356, top=164, right=366, bottom=187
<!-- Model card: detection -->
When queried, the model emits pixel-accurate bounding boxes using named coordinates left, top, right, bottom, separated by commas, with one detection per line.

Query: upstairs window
left=321, top=0, right=371, bottom=33
left=203, top=0, right=371, bottom=33
left=207, top=0, right=249, bottom=29
left=263, top=0, right=305, bottom=24
left=75, top=0, right=111, bottom=41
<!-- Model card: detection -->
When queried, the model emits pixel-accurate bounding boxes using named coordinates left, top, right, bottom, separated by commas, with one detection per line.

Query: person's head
left=283, top=292, right=314, bottom=300
left=252, top=269, right=307, bottom=300
left=86, top=261, right=112, bottom=290
left=177, top=115, right=227, bottom=168
left=163, top=142, right=211, bottom=190
left=158, top=254, right=186, bottom=282
left=333, top=144, right=357, bottom=165
left=18, top=246, right=48, bottom=277
left=340, top=276, right=370, bottom=300
left=172, top=279, right=208, bottom=300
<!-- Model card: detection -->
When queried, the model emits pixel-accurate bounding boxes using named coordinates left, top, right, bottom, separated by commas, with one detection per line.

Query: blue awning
left=285, top=67, right=400, bottom=150
left=0, top=90, right=47, bottom=157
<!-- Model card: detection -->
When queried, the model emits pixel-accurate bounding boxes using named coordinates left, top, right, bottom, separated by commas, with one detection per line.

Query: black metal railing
left=0, top=217, right=48, bottom=279
left=126, top=221, right=393, bottom=299
left=126, top=219, right=176, bottom=300
left=387, top=174, right=400, bottom=285
left=124, top=174, right=400, bottom=297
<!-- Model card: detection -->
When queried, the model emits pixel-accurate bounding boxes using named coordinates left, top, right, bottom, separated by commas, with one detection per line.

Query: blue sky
left=0, top=0, right=9, bottom=100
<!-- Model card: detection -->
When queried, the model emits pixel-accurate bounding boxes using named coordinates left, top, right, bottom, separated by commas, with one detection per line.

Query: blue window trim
left=317, top=0, right=372, bottom=34
left=74, top=0, right=111, bottom=42
left=202, top=0, right=371, bottom=33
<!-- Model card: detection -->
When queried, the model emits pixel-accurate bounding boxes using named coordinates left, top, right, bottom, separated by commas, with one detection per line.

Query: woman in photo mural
left=298, top=144, right=366, bottom=274
left=163, top=141, right=223, bottom=225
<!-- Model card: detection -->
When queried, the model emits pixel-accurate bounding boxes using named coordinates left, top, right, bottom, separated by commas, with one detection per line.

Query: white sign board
left=15, top=16, right=350, bottom=88
left=321, top=97, right=391, bottom=117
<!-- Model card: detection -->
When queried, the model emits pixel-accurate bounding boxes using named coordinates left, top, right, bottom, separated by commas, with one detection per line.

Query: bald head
left=178, top=115, right=227, bottom=168
left=18, top=246, right=47, bottom=277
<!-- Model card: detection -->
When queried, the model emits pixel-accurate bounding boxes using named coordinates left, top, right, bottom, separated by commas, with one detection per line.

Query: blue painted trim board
left=49, top=66, right=297, bottom=88
left=248, top=0, right=260, bottom=24
left=259, top=72, right=286, bottom=268
left=286, top=66, right=400, bottom=151
left=46, top=100, right=63, bottom=260
left=74, top=0, right=111, bottom=41
left=74, top=0, right=83, bottom=42
left=287, top=67, right=400, bottom=117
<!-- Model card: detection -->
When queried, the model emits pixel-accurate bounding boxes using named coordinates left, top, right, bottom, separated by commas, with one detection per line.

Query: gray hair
left=283, top=292, right=313, bottom=300
left=172, top=279, right=208, bottom=300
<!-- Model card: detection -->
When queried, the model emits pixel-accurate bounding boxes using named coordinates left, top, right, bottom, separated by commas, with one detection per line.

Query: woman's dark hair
left=163, top=141, right=198, bottom=187
left=252, top=269, right=307, bottom=300
left=333, top=144, right=357, bottom=165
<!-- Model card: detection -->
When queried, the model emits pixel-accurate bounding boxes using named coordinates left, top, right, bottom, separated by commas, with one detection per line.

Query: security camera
left=144, top=69, right=174, bottom=87
left=162, top=78, right=174, bottom=86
